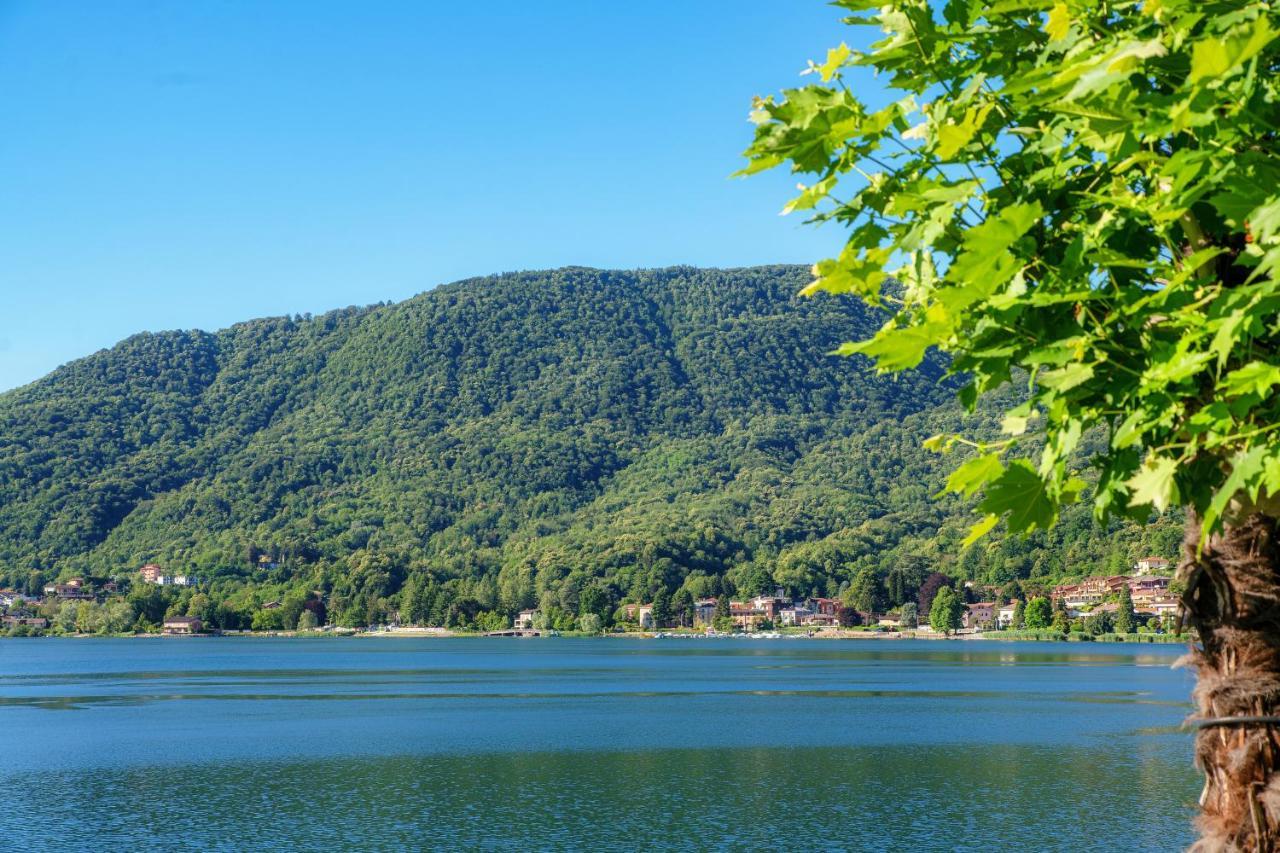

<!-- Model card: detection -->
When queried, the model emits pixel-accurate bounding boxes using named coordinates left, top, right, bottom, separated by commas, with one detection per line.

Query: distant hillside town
left=1, top=554, right=1180, bottom=639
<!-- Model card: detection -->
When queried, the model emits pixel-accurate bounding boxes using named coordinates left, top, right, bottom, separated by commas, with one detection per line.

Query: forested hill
left=0, top=266, right=1179, bottom=628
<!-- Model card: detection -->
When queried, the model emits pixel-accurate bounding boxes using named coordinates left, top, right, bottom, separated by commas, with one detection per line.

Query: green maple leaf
left=945, top=452, right=1005, bottom=498
left=1125, top=455, right=1180, bottom=513
left=1220, top=361, right=1280, bottom=398
left=978, top=460, right=1056, bottom=533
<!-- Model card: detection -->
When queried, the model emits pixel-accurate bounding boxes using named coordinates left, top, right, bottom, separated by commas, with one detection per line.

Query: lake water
left=0, top=637, right=1199, bottom=850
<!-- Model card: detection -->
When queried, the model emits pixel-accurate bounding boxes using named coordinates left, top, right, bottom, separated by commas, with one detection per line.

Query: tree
left=886, top=557, right=928, bottom=607
left=916, top=572, right=950, bottom=617
left=651, top=587, right=672, bottom=629
left=713, top=594, right=732, bottom=632
left=297, top=609, right=319, bottom=630
left=1115, top=587, right=1137, bottom=635
left=929, top=586, right=963, bottom=636
left=1011, top=599, right=1026, bottom=630
left=578, top=613, right=602, bottom=634
left=1051, top=609, right=1070, bottom=635
left=899, top=601, right=918, bottom=629
left=1086, top=609, right=1115, bottom=637
left=743, top=3, right=1280, bottom=844
left=1024, top=597, right=1052, bottom=630
left=672, top=588, right=695, bottom=628
left=844, top=567, right=882, bottom=613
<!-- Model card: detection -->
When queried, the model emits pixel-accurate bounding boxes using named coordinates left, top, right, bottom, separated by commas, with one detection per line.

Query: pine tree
left=1115, top=587, right=1137, bottom=635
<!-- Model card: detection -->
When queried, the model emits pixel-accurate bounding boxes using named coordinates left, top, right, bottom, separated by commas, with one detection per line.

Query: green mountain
left=0, top=266, right=1180, bottom=629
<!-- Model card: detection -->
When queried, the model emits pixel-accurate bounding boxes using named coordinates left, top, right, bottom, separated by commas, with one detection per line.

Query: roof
left=164, top=615, right=201, bottom=624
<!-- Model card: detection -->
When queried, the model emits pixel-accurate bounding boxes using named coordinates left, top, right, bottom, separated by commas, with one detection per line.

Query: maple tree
left=742, top=1, right=1280, bottom=847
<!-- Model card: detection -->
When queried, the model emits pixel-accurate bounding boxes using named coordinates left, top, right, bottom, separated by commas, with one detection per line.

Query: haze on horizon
left=0, top=1, right=856, bottom=393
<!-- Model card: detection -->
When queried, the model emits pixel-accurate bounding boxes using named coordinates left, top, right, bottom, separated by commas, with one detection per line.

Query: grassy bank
left=979, top=629, right=1188, bottom=644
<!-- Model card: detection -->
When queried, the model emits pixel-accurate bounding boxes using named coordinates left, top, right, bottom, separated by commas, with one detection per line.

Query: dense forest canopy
left=0, top=266, right=1178, bottom=629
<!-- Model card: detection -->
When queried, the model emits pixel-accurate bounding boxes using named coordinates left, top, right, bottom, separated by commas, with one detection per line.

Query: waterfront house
left=997, top=602, right=1020, bottom=628
left=964, top=602, right=995, bottom=629
left=729, top=601, right=767, bottom=631
left=780, top=605, right=813, bottom=626
left=749, top=595, right=788, bottom=619
left=163, top=616, right=203, bottom=635
left=515, top=609, right=539, bottom=630
left=637, top=605, right=655, bottom=630
left=694, top=598, right=717, bottom=626
left=809, top=597, right=841, bottom=617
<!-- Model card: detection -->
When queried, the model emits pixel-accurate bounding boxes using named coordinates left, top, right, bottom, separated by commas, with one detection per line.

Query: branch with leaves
left=742, top=0, right=1280, bottom=547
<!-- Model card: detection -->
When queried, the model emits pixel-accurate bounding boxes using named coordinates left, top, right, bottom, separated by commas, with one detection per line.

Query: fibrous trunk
left=1181, top=511, right=1280, bottom=852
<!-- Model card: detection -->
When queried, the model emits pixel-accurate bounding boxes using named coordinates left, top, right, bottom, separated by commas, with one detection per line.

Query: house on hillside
left=1134, top=556, right=1172, bottom=575
left=139, top=564, right=164, bottom=584
left=0, top=590, right=36, bottom=607
left=1137, top=596, right=1181, bottom=618
left=1053, top=575, right=1130, bottom=609
left=42, top=582, right=93, bottom=601
left=163, top=616, right=203, bottom=635
left=1129, top=575, right=1171, bottom=607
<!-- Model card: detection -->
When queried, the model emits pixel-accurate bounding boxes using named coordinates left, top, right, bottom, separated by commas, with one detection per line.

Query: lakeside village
left=0, top=556, right=1183, bottom=640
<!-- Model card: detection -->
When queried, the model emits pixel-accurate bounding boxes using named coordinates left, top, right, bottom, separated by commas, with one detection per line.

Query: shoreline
left=1, top=627, right=1189, bottom=644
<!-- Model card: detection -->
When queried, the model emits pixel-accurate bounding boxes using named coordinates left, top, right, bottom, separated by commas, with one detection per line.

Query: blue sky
left=0, top=1, right=858, bottom=391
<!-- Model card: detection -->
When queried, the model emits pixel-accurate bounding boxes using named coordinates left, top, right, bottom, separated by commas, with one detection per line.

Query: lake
left=0, top=637, right=1198, bottom=850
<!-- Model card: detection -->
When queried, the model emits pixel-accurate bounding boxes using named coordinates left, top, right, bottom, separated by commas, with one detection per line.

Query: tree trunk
left=1180, top=510, right=1280, bottom=852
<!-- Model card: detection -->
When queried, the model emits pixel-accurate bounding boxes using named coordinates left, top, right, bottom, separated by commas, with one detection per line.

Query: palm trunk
left=1180, top=510, right=1280, bottom=852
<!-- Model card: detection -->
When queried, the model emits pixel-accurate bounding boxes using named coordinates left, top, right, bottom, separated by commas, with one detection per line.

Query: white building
left=780, top=606, right=813, bottom=626
left=1133, top=556, right=1172, bottom=575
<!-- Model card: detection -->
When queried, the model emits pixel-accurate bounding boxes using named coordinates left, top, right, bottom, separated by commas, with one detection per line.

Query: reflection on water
left=0, top=638, right=1198, bottom=850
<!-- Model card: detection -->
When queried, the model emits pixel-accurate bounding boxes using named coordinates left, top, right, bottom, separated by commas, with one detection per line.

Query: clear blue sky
left=0, top=1, right=857, bottom=392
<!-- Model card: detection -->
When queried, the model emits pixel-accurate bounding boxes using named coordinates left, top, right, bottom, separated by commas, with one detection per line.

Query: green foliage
left=0, top=267, right=1178, bottom=627
left=1024, top=596, right=1052, bottom=629
left=742, top=0, right=1280, bottom=545
left=929, top=585, right=964, bottom=634
left=1011, top=599, right=1026, bottom=629
left=1115, top=586, right=1138, bottom=634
